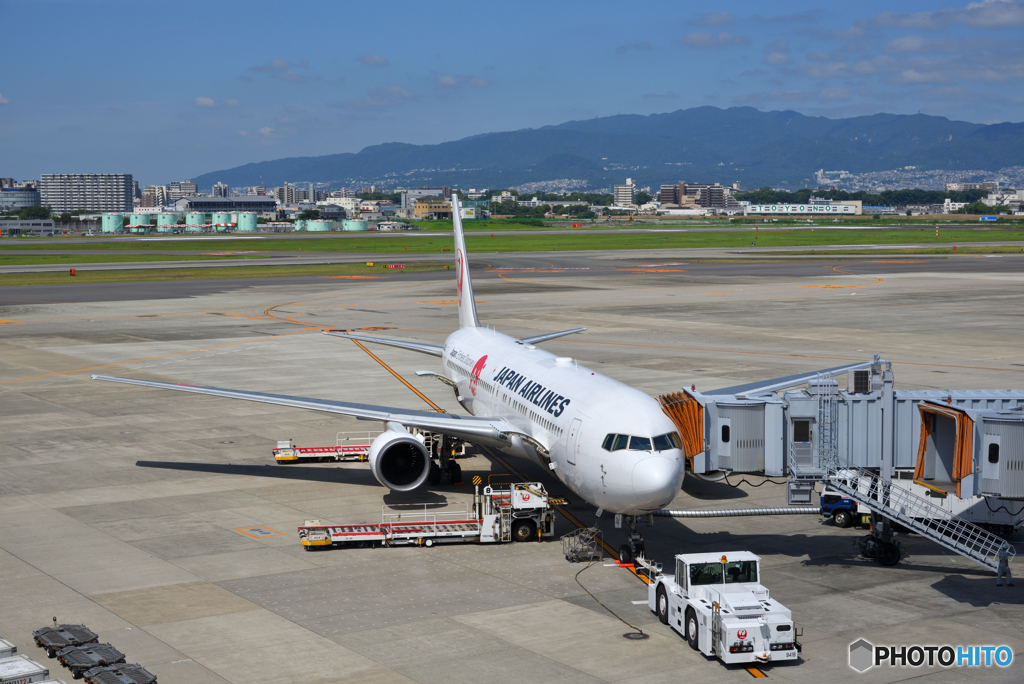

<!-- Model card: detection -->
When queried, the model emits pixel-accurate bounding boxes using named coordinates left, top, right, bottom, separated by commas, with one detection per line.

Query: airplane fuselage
left=442, top=326, right=685, bottom=515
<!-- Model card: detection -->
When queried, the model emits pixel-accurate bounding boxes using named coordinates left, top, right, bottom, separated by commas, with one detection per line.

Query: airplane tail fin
left=451, top=194, right=480, bottom=328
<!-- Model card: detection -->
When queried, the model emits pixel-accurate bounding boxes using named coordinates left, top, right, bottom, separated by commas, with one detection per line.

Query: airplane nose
left=632, top=456, right=681, bottom=506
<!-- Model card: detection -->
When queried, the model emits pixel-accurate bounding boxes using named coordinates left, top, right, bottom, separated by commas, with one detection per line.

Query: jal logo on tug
left=470, top=355, right=487, bottom=396
left=737, top=629, right=748, bottom=640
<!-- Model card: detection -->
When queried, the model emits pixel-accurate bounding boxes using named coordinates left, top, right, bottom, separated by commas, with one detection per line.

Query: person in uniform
left=997, top=542, right=1013, bottom=586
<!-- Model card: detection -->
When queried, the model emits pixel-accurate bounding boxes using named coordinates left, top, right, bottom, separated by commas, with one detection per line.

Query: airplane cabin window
left=602, top=435, right=614, bottom=450
left=629, top=436, right=652, bottom=451
left=669, top=432, right=682, bottom=449
left=612, top=434, right=629, bottom=451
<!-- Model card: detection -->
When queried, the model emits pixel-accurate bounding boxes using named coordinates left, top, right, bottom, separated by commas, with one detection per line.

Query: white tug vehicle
left=645, top=551, right=800, bottom=664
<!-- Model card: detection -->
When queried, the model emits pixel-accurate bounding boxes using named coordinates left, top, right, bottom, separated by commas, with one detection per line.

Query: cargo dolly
left=273, top=432, right=376, bottom=464
left=33, top=626, right=98, bottom=660
left=83, top=663, right=157, bottom=684
left=56, top=644, right=124, bottom=680
left=274, top=430, right=467, bottom=468
left=299, top=482, right=558, bottom=549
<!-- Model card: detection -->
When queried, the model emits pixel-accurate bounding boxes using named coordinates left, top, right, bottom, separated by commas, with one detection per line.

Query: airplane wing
left=708, top=361, right=873, bottom=397
left=323, top=330, right=444, bottom=357
left=92, top=375, right=512, bottom=444
left=519, top=328, right=586, bottom=345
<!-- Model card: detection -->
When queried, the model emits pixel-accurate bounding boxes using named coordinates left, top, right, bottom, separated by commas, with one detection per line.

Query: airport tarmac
left=1, top=253, right=1022, bottom=683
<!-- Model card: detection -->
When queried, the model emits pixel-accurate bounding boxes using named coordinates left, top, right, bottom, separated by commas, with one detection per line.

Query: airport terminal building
left=744, top=200, right=862, bottom=216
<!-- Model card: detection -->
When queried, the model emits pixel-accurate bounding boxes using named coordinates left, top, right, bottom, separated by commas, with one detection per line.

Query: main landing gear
left=427, top=435, right=463, bottom=486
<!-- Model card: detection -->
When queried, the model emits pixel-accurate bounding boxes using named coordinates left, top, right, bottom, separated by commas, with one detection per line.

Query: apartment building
left=39, top=174, right=134, bottom=212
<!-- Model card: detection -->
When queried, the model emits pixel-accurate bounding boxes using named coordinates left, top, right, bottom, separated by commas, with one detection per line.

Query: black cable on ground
left=573, top=561, right=646, bottom=635
left=722, top=473, right=789, bottom=488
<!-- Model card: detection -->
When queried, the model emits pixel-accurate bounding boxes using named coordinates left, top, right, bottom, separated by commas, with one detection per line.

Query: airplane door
left=718, top=417, right=732, bottom=465
left=567, top=418, right=583, bottom=465
left=982, top=435, right=1000, bottom=481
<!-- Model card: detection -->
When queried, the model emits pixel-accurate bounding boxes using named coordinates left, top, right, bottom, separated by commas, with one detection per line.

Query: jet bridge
left=658, top=355, right=1024, bottom=569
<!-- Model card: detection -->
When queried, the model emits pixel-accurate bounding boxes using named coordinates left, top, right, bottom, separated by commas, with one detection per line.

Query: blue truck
left=820, top=486, right=868, bottom=528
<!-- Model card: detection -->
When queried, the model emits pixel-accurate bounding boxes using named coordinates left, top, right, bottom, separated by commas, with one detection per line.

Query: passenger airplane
left=95, top=196, right=691, bottom=559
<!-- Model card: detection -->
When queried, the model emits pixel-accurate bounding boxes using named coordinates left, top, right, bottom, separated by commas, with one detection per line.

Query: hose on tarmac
left=574, top=561, right=646, bottom=636
left=654, top=507, right=820, bottom=518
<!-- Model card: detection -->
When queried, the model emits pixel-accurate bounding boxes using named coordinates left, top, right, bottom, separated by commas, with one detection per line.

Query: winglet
left=451, top=195, right=480, bottom=328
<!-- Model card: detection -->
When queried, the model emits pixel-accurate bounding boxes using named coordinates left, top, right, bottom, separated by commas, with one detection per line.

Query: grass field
left=1, top=227, right=1023, bottom=256
left=776, top=245, right=1024, bottom=256
left=0, top=253, right=270, bottom=266
left=0, top=262, right=448, bottom=287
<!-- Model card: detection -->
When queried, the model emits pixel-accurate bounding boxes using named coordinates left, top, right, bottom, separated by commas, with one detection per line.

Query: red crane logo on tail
left=456, top=250, right=464, bottom=305
left=470, top=355, right=487, bottom=396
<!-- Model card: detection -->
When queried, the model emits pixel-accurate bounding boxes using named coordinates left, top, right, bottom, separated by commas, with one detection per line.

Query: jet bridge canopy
left=914, top=402, right=974, bottom=498
left=657, top=390, right=704, bottom=471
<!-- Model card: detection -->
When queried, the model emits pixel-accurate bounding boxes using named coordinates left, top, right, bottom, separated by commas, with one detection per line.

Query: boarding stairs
left=792, top=373, right=1013, bottom=572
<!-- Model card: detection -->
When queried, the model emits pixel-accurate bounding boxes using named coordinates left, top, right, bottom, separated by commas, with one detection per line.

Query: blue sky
left=2, top=0, right=1023, bottom=186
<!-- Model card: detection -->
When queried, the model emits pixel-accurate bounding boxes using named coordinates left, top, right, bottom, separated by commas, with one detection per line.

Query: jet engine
left=368, top=430, right=431, bottom=491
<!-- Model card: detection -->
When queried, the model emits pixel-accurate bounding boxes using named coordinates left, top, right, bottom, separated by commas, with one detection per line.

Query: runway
left=0, top=250, right=1021, bottom=683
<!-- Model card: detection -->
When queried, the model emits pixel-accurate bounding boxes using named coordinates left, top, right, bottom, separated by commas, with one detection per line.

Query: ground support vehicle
left=55, top=645, right=124, bottom=680
left=32, top=628, right=97, bottom=660
left=0, top=655, right=49, bottom=684
left=645, top=552, right=801, bottom=665
left=273, top=432, right=376, bottom=464
left=274, top=430, right=468, bottom=481
left=83, top=663, right=156, bottom=684
left=298, top=483, right=557, bottom=549
left=820, top=486, right=870, bottom=528
left=0, top=639, right=14, bottom=659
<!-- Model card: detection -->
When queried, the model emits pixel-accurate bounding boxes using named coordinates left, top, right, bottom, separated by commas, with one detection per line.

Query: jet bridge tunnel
left=657, top=357, right=1024, bottom=531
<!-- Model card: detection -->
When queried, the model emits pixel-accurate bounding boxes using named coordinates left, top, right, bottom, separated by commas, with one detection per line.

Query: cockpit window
left=629, top=436, right=652, bottom=451
left=653, top=432, right=682, bottom=451
left=612, top=434, right=629, bottom=451
left=602, top=434, right=615, bottom=451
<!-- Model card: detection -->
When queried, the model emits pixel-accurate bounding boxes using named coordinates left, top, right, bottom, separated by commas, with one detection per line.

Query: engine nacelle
left=368, top=430, right=431, bottom=491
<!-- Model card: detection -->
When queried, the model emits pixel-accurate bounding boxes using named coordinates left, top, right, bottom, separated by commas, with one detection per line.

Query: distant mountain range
left=191, top=106, right=1024, bottom=191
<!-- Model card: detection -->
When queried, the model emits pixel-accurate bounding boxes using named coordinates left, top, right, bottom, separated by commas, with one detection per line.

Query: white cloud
left=0, top=93, right=9, bottom=105
left=820, top=87, right=852, bottom=101
left=259, top=127, right=273, bottom=136
left=683, top=32, right=750, bottom=48
left=237, top=130, right=249, bottom=137
left=863, top=0, right=1024, bottom=31
left=358, top=53, right=389, bottom=67
left=248, top=58, right=310, bottom=83
left=223, top=98, right=240, bottom=107
left=764, top=41, right=792, bottom=65
left=434, top=74, right=492, bottom=95
left=194, top=96, right=215, bottom=108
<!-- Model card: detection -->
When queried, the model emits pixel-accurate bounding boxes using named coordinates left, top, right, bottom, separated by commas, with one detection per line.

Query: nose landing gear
left=617, top=515, right=646, bottom=564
